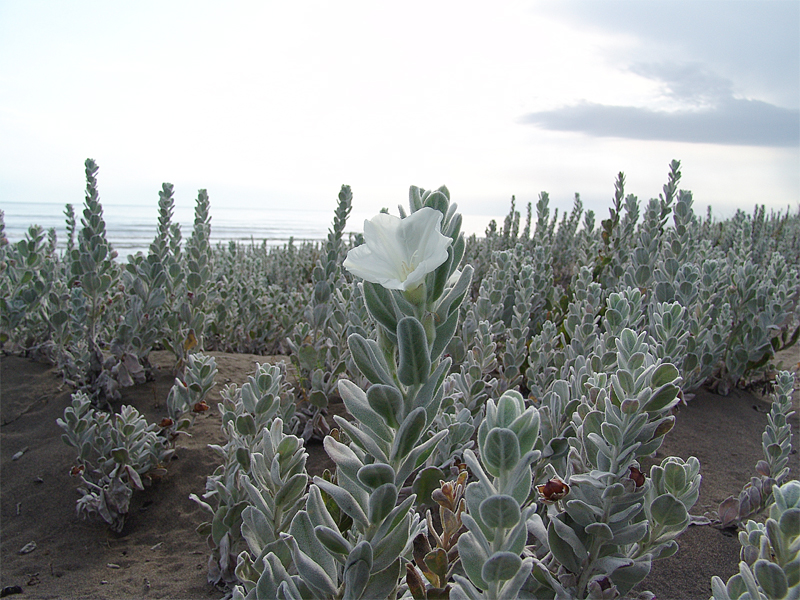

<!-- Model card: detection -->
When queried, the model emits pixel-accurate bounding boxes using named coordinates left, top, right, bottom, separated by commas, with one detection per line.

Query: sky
left=1, top=0, right=798, bottom=234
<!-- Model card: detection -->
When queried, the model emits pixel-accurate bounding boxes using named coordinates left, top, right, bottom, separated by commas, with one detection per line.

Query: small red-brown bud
left=537, top=478, right=570, bottom=503
left=629, top=466, right=646, bottom=488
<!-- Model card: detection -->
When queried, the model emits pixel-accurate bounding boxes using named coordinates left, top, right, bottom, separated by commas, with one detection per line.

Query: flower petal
left=343, top=206, right=452, bottom=291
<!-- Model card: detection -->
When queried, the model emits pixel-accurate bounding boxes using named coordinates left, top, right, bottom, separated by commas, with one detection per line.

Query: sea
left=1, top=201, right=500, bottom=258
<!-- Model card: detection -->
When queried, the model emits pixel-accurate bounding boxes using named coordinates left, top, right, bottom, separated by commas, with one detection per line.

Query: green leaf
left=479, top=495, right=521, bottom=530
left=313, top=477, right=369, bottom=527
left=482, top=552, right=522, bottom=583
left=314, top=525, right=351, bottom=556
left=482, top=428, right=520, bottom=477
left=368, top=483, right=398, bottom=524
left=548, top=516, right=586, bottom=574
left=457, top=532, right=490, bottom=591
left=754, top=560, right=788, bottom=600
left=366, top=384, right=403, bottom=429
left=111, top=447, right=129, bottom=464
left=430, top=308, right=460, bottom=363
left=235, top=447, right=251, bottom=471
left=390, top=407, right=427, bottom=464
left=643, top=383, right=680, bottom=413
left=651, top=363, right=680, bottom=387
left=650, top=494, right=688, bottom=528
left=348, top=334, right=394, bottom=387
left=357, top=463, right=396, bottom=490
left=363, top=281, right=399, bottom=334
left=412, top=466, right=445, bottom=506
left=236, top=414, right=257, bottom=436
left=397, top=317, right=431, bottom=386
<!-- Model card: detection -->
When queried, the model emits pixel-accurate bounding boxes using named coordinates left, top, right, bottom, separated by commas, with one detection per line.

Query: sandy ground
left=1, top=348, right=797, bottom=600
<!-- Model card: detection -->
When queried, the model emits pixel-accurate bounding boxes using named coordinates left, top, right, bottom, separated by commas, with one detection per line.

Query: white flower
left=343, top=207, right=452, bottom=291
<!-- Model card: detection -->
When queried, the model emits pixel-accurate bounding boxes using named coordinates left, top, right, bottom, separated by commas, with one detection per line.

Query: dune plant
left=0, top=224, right=54, bottom=349
left=192, top=360, right=295, bottom=587
left=57, top=391, right=173, bottom=531
left=164, top=352, right=218, bottom=441
left=232, top=186, right=471, bottom=599
left=711, top=479, right=800, bottom=600
left=287, top=185, right=353, bottom=440
left=715, top=371, right=795, bottom=529
left=163, top=189, right=214, bottom=374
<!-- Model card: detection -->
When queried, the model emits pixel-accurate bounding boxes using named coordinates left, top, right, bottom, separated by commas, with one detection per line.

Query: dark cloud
left=522, top=62, right=799, bottom=147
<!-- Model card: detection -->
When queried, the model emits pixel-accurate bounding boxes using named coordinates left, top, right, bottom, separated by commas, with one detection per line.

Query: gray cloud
left=537, top=1, right=799, bottom=109
left=522, top=62, right=799, bottom=147
left=522, top=99, right=799, bottom=147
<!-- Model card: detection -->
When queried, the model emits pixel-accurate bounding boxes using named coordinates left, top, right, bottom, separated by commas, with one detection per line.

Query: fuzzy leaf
left=397, top=317, right=431, bottom=386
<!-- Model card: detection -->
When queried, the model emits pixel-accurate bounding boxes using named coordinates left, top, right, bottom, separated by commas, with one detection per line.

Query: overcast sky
left=1, top=0, right=798, bottom=229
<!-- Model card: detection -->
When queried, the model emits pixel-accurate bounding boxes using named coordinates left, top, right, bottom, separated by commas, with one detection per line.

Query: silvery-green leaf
left=333, top=415, right=390, bottom=464
left=650, top=494, right=689, bottom=528
left=397, top=317, right=431, bottom=386
left=526, top=513, right=549, bottom=549
left=436, top=265, right=474, bottom=320
left=497, top=556, right=534, bottom=600
left=650, top=540, right=679, bottom=560
left=366, top=384, right=403, bottom=429
left=348, top=334, right=395, bottom=387
left=362, top=281, right=399, bottom=332
left=479, top=495, right=521, bottom=530
left=360, top=558, right=403, bottom=600
left=306, top=485, right=339, bottom=533
left=710, top=575, right=731, bottom=600
left=236, top=414, right=257, bottom=437
left=451, top=574, right=483, bottom=600
left=412, top=358, right=450, bottom=425
left=483, top=428, right=521, bottom=477
left=357, top=463, right=396, bottom=490
left=430, top=308, right=459, bottom=362
left=338, top=380, right=393, bottom=443
left=323, top=435, right=364, bottom=483
left=313, top=477, right=369, bottom=527
left=506, top=450, right=540, bottom=505
left=371, top=512, right=411, bottom=572
left=372, top=493, right=416, bottom=545
left=390, top=407, right=427, bottom=464
left=509, top=409, right=540, bottom=455
left=275, top=473, right=308, bottom=509
left=482, top=552, right=522, bottom=583
left=651, top=363, right=680, bottom=387
left=314, top=525, right=352, bottom=557
left=611, top=521, right=649, bottom=545
left=289, top=511, right=337, bottom=582
left=608, top=555, right=652, bottom=597
left=643, top=383, right=681, bottom=414
left=457, top=531, right=490, bottom=591
left=343, top=557, right=370, bottom=600
left=281, top=533, right=338, bottom=598
left=585, top=522, right=614, bottom=541
left=411, top=466, right=445, bottom=506
left=241, top=506, right=273, bottom=556
left=548, top=516, right=586, bottom=574
left=369, top=483, right=398, bottom=524
left=462, top=449, right=496, bottom=496
left=394, top=429, right=448, bottom=487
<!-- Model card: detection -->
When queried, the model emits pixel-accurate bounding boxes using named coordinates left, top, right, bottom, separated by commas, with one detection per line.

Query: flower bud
left=537, top=477, right=570, bottom=503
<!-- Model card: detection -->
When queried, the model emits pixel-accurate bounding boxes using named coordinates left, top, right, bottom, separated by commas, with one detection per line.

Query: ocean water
left=2, top=201, right=498, bottom=257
